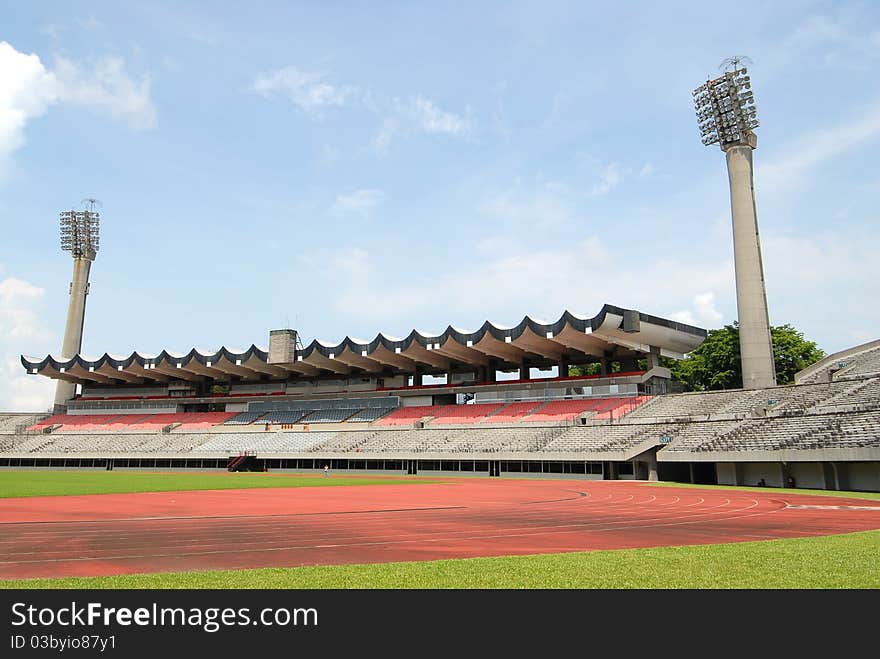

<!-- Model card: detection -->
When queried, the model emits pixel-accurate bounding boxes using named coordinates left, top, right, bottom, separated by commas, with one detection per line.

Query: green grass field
left=0, top=470, right=423, bottom=498
left=0, top=471, right=877, bottom=589
left=645, top=480, right=880, bottom=500
left=3, top=530, right=877, bottom=589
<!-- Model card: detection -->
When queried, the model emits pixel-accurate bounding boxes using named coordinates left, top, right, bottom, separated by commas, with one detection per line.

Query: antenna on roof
left=81, top=198, right=102, bottom=212
left=719, top=55, right=752, bottom=73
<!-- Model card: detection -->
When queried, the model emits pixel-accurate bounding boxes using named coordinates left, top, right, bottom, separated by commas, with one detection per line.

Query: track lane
left=0, top=479, right=878, bottom=579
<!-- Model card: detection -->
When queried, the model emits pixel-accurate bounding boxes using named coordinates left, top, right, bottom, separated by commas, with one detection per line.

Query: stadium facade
left=6, top=309, right=879, bottom=492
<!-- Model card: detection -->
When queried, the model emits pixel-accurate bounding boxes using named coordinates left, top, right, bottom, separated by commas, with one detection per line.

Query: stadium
left=6, top=309, right=880, bottom=492
left=1, top=57, right=878, bottom=589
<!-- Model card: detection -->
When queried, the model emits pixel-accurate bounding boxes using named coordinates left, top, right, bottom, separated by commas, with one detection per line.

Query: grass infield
left=0, top=470, right=424, bottom=498
left=2, top=530, right=877, bottom=589
left=643, top=480, right=880, bottom=500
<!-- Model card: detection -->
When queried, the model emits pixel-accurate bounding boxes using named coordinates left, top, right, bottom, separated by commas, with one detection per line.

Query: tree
left=668, top=322, right=825, bottom=391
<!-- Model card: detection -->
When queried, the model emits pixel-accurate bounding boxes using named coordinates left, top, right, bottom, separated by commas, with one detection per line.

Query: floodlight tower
left=54, top=200, right=101, bottom=409
left=693, top=59, right=776, bottom=390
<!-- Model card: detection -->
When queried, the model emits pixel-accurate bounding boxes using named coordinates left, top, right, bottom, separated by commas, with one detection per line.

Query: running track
left=1, top=479, right=879, bottom=579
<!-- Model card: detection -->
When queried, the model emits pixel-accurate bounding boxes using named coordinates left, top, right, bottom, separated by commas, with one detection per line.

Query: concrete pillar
left=644, top=452, right=659, bottom=481
left=647, top=347, right=661, bottom=370
left=832, top=463, right=850, bottom=491
left=558, top=358, right=570, bottom=378
left=733, top=462, right=745, bottom=486
left=821, top=463, right=836, bottom=491
left=620, top=357, right=639, bottom=373
left=780, top=462, right=794, bottom=488
left=605, top=462, right=619, bottom=481
left=723, top=138, right=777, bottom=390
left=54, top=258, right=92, bottom=409
left=519, top=363, right=529, bottom=381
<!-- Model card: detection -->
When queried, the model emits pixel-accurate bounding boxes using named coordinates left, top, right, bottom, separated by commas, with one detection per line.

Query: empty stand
left=298, top=409, right=360, bottom=424
left=27, top=412, right=235, bottom=433
left=223, top=412, right=267, bottom=425
left=193, top=432, right=335, bottom=453
left=522, top=399, right=631, bottom=422
left=481, top=401, right=543, bottom=423
left=374, top=406, right=444, bottom=426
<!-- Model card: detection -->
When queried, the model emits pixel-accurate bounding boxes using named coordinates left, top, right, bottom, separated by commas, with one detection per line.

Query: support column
left=832, top=463, right=850, bottom=491
left=724, top=137, right=776, bottom=390
left=558, top=357, right=570, bottom=378
left=821, top=463, right=836, bottom=491
left=488, top=359, right=499, bottom=382
left=647, top=346, right=661, bottom=370
left=54, top=258, right=92, bottom=410
left=519, top=362, right=529, bottom=381
left=645, top=452, right=658, bottom=481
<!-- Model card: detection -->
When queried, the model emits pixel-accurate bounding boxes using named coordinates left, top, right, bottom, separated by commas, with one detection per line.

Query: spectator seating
left=27, top=412, right=235, bottom=433
left=481, top=402, right=543, bottom=423
left=223, top=412, right=267, bottom=425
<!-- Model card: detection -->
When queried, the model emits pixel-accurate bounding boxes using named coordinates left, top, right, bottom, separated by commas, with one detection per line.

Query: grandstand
left=6, top=311, right=879, bottom=492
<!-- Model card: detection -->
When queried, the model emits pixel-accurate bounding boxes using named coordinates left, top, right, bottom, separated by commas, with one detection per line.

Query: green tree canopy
left=669, top=322, right=825, bottom=391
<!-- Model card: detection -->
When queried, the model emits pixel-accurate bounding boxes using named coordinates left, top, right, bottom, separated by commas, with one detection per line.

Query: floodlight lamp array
left=693, top=67, right=759, bottom=147
left=59, top=210, right=100, bottom=259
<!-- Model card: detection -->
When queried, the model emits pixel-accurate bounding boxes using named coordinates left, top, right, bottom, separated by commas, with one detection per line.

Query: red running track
left=1, top=479, right=879, bottom=579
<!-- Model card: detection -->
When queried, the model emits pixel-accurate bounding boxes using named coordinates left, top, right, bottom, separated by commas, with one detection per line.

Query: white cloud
left=0, top=41, right=157, bottom=173
left=670, top=292, right=723, bottom=328
left=372, top=96, right=472, bottom=151
left=0, top=277, right=52, bottom=340
left=639, top=162, right=655, bottom=177
left=759, top=98, right=880, bottom=191
left=332, top=189, right=386, bottom=215
left=404, top=96, right=471, bottom=136
left=0, top=276, right=55, bottom=412
left=53, top=55, right=157, bottom=130
left=250, top=65, right=472, bottom=151
left=590, top=162, right=624, bottom=196
left=252, top=66, right=355, bottom=116
left=371, top=117, right=399, bottom=154
left=298, top=236, right=736, bottom=333
left=0, top=41, right=58, bottom=172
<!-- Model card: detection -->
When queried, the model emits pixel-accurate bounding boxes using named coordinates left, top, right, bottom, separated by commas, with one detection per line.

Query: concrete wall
left=742, top=461, right=783, bottom=487
left=716, top=462, right=737, bottom=485
left=846, top=462, right=880, bottom=492
left=790, top=462, right=826, bottom=490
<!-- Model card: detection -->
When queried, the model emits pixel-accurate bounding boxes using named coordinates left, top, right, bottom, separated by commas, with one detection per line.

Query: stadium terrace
left=6, top=306, right=880, bottom=491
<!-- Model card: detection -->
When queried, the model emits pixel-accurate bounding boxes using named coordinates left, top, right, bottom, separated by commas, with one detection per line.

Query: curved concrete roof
left=22, top=304, right=706, bottom=384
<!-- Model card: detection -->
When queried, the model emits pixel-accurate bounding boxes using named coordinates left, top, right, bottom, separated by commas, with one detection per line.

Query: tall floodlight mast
left=693, top=58, right=776, bottom=389
left=54, top=200, right=101, bottom=409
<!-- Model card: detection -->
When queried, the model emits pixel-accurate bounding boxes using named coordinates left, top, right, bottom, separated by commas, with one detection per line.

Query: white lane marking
left=785, top=504, right=880, bottom=511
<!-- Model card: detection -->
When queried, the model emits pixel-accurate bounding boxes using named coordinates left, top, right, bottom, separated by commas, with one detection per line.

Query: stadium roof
left=22, top=304, right=706, bottom=384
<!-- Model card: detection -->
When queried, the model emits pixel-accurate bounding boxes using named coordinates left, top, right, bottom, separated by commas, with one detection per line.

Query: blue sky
left=2, top=1, right=879, bottom=409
